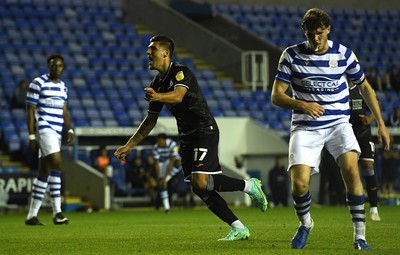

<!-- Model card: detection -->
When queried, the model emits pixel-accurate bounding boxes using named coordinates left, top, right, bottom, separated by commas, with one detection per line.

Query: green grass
left=0, top=206, right=399, bottom=255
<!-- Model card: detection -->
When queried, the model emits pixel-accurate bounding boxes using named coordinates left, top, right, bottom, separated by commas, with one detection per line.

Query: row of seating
left=212, top=4, right=400, bottom=74
left=214, top=4, right=399, bottom=19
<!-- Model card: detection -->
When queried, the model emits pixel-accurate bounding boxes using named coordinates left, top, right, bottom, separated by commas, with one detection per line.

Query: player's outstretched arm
left=114, top=112, right=158, bottom=160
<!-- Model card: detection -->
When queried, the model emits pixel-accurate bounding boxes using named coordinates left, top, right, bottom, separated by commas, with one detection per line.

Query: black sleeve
left=173, top=66, right=191, bottom=90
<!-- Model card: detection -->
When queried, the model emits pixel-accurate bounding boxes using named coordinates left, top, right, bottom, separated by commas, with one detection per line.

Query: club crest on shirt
left=329, top=59, right=338, bottom=68
left=167, top=80, right=174, bottom=89
left=289, top=153, right=294, bottom=163
left=175, top=71, right=184, bottom=81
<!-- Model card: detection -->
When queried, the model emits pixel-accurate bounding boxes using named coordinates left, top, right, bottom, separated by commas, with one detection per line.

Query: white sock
left=230, top=220, right=245, bottom=229
left=354, top=221, right=366, bottom=241
left=370, top=207, right=378, bottom=214
left=27, top=177, right=48, bottom=219
left=243, top=180, right=252, bottom=193
left=160, top=190, right=170, bottom=211
left=301, top=214, right=313, bottom=227
left=48, top=171, right=62, bottom=216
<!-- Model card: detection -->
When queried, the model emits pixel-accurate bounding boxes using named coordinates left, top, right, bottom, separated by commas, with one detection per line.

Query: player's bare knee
left=342, top=168, right=360, bottom=183
left=191, top=179, right=207, bottom=191
left=191, top=174, right=209, bottom=191
left=292, top=180, right=308, bottom=195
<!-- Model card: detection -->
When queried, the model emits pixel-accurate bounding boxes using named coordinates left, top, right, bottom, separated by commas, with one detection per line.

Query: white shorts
left=159, top=160, right=181, bottom=181
left=288, top=123, right=360, bottom=175
left=158, top=161, right=169, bottom=178
left=37, top=132, right=61, bottom=158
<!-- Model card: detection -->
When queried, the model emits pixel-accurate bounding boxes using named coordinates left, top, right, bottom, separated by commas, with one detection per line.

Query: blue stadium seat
left=104, top=120, right=118, bottom=127
left=225, top=90, right=240, bottom=100
left=128, top=109, right=143, bottom=121
left=212, top=88, right=226, bottom=98
left=239, top=89, right=252, bottom=100
left=236, top=109, right=250, bottom=117
left=85, top=108, right=99, bottom=119
left=8, top=135, right=21, bottom=153
left=212, top=110, right=224, bottom=117
left=0, top=110, right=12, bottom=121
left=216, top=100, right=231, bottom=112
left=231, top=98, right=246, bottom=110
left=68, top=98, right=82, bottom=109
left=223, top=109, right=237, bottom=117
left=268, top=120, right=284, bottom=130
left=202, top=69, right=216, bottom=80
left=95, top=99, right=111, bottom=109
left=74, top=119, right=90, bottom=127
left=250, top=111, right=264, bottom=121
left=69, top=107, right=87, bottom=120
left=90, top=120, right=104, bottom=127
left=245, top=100, right=259, bottom=111
left=81, top=98, right=96, bottom=108
left=100, top=109, right=115, bottom=119
left=207, top=80, right=220, bottom=88
left=14, top=119, right=25, bottom=130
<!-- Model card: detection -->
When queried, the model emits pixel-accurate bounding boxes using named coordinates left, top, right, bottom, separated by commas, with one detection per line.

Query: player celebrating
left=271, top=8, right=390, bottom=250
left=115, top=35, right=268, bottom=241
left=153, top=133, right=181, bottom=213
left=25, top=54, right=74, bottom=225
left=349, top=82, right=381, bottom=221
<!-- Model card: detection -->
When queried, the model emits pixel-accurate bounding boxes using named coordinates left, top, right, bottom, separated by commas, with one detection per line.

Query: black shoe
left=53, top=213, right=69, bottom=225
left=25, top=217, right=45, bottom=226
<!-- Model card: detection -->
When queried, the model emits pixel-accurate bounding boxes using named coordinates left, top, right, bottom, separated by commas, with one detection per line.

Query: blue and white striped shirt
left=153, top=139, right=180, bottom=163
left=276, top=40, right=365, bottom=131
left=26, top=74, right=68, bottom=138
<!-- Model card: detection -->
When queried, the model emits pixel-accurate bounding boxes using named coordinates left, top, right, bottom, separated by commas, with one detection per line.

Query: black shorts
left=179, top=129, right=222, bottom=181
left=354, top=127, right=374, bottom=161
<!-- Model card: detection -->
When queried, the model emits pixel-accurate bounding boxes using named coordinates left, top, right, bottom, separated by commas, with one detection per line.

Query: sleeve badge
left=175, top=71, right=184, bottom=81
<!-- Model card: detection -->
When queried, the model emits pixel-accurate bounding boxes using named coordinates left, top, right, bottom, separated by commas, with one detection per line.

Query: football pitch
left=0, top=206, right=399, bottom=255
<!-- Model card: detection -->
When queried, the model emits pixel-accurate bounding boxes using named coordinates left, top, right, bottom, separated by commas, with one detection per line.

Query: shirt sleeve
left=173, top=67, right=190, bottom=90
left=345, top=51, right=365, bottom=85
left=275, top=49, right=293, bottom=84
left=26, top=79, right=41, bottom=105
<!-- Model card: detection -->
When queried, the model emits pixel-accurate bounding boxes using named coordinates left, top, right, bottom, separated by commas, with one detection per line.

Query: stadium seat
left=231, top=99, right=246, bottom=110
left=8, top=135, right=21, bottom=153
left=70, top=109, right=86, bottom=120
left=90, top=119, right=104, bottom=127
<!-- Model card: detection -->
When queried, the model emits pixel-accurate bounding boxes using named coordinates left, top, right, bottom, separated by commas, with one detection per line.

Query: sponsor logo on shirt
left=301, top=76, right=339, bottom=92
left=44, top=99, right=64, bottom=108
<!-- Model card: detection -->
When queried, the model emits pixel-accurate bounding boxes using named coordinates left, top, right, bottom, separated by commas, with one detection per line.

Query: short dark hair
left=150, top=35, right=175, bottom=56
left=156, top=133, right=168, bottom=140
left=47, top=53, right=64, bottom=65
left=301, top=8, right=331, bottom=32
